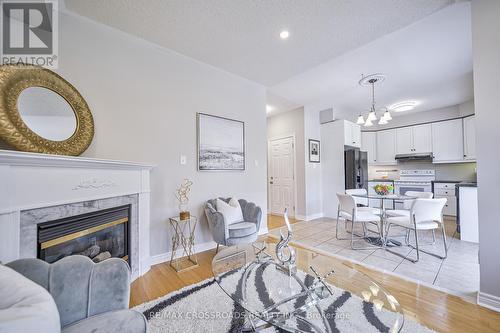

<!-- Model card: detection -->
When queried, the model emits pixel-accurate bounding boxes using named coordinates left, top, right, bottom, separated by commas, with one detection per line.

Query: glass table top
left=212, top=242, right=404, bottom=333
left=351, top=193, right=417, bottom=200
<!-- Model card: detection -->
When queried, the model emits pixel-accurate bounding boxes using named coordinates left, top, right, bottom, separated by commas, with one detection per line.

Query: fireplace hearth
left=37, top=205, right=130, bottom=264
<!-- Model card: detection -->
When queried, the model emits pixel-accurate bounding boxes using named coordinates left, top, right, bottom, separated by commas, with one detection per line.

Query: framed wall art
left=197, top=113, right=245, bottom=171
left=309, top=139, right=320, bottom=163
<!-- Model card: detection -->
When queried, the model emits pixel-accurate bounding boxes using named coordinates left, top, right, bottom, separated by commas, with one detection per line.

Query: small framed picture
left=309, top=139, right=320, bottom=163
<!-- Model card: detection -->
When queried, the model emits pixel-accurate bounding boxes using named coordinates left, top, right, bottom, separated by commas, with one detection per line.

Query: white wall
left=320, top=120, right=345, bottom=218
left=304, top=107, right=323, bottom=218
left=471, top=0, right=500, bottom=309
left=266, top=108, right=306, bottom=217
left=48, top=10, right=268, bottom=257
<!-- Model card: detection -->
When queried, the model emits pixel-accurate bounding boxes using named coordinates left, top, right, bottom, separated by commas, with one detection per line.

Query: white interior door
left=269, top=137, right=295, bottom=217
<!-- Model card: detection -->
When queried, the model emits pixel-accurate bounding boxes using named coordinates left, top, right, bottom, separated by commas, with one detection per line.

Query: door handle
left=269, top=181, right=274, bottom=184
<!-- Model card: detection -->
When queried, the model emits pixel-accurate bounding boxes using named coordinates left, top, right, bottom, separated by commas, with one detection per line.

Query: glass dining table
left=349, top=193, right=416, bottom=247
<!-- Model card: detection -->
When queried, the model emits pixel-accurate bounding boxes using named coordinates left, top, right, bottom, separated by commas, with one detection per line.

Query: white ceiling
left=64, top=0, right=453, bottom=87
left=269, top=2, right=473, bottom=117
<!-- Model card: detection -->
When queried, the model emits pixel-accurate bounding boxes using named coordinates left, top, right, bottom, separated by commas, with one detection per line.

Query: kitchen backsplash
left=368, top=161, right=477, bottom=182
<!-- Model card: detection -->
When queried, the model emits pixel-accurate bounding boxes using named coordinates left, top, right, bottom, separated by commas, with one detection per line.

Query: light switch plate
left=180, top=155, right=187, bottom=165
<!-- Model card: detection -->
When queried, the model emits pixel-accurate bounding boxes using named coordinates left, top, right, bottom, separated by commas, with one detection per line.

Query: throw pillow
left=0, top=265, right=61, bottom=333
left=216, top=198, right=244, bottom=225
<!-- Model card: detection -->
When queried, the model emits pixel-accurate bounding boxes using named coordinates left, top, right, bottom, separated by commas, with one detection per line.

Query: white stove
left=394, top=170, right=435, bottom=208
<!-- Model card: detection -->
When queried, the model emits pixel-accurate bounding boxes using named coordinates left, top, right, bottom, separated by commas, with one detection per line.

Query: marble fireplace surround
left=0, top=150, right=154, bottom=281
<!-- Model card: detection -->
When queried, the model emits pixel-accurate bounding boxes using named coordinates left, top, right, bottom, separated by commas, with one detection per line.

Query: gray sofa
left=205, top=198, right=262, bottom=251
left=3, top=255, right=147, bottom=333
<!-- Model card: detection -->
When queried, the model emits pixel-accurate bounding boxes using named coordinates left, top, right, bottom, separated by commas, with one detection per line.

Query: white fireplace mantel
left=0, top=150, right=154, bottom=280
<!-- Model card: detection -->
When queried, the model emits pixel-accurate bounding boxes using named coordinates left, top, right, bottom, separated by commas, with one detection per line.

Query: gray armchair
left=205, top=198, right=262, bottom=252
left=5, top=255, right=147, bottom=333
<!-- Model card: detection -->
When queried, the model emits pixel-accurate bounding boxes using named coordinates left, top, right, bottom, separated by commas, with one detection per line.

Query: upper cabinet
left=413, top=124, right=433, bottom=153
left=396, top=124, right=432, bottom=154
left=432, top=119, right=464, bottom=163
left=343, top=121, right=361, bottom=148
left=361, top=132, right=377, bottom=164
left=376, top=129, right=397, bottom=165
left=463, top=116, right=476, bottom=160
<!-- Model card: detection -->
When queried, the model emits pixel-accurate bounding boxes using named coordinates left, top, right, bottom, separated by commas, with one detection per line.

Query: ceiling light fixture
left=390, top=101, right=418, bottom=112
left=378, top=117, right=388, bottom=125
left=266, top=105, right=274, bottom=113
left=279, top=30, right=290, bottom=40
left=358, top=74, right=387, bottom=127
left=356, top=115, right=365, bottom=125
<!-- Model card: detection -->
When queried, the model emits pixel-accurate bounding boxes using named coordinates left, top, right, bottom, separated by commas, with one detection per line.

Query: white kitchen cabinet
left=432, top=119, right=464, bottom=163
left=396, top=127, right=413, bottom=154
left=343, top=121, right=361, bottom=148
left=376, top=129, right=396, bottom=165
left=463, top=116, right=476, bottom=160
left=396, top=124, right=432, bottom=154
left=361, top=132, right=377, bottom=164
left=413, top=124, right=433, bottom=153
left=434, top=182, right=457, bottom=216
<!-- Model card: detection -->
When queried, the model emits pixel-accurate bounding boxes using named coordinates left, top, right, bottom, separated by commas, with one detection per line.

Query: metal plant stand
left=168, top=216, right=198, bottom=272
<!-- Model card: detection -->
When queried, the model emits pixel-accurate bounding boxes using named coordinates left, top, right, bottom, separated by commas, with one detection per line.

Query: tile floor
left=268, top=217, right=480, bottom=302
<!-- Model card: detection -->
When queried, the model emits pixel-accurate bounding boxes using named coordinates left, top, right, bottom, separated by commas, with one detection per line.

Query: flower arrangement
left=373, top=184, right=394, bottom=195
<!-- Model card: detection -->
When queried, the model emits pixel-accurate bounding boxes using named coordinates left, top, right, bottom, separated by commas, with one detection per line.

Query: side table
left=168, top=216, right=199, bottom=272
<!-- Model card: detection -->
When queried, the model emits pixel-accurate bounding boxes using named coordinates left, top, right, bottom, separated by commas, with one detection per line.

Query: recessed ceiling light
left=279, top=30, right=289, bottom=40
left=389, top=101, right=418, bottom=112
left=266, top=105, right=274, bottom=113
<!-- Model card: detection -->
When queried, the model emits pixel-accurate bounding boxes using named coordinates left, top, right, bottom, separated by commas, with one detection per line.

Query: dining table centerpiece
left=373, top=183, right=394, bottom=195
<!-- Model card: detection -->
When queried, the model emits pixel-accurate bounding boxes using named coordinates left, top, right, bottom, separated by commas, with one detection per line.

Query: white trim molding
left=478, top=291, right=500, bottom=312
left=295, top=213, right=324, bottom=221
left=149, top=228, right=269, bottom=267
left=0, top=149, right=155, bottom=170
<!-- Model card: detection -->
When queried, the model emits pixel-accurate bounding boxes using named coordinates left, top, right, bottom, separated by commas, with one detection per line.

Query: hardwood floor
left=131, top=215, right=500, bottom=333
left=267, top=213, right=298, bottom=230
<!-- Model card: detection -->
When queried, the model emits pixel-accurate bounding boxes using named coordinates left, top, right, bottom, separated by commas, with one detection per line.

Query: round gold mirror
left=0, top=64, right=94, bottom=156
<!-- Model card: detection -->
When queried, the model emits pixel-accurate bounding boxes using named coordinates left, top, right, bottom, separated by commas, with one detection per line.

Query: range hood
left=395, top=153, right=434, bottom=162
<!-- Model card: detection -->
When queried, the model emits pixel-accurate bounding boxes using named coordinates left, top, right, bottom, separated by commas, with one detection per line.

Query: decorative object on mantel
left=0, top=64, right=94, bottom=156
left=308, top=139, right=320, bottom=163
left=356, top=73, right=392, bottom=127
left=72, top=178, right=116, bottom=190
left=168, top=215, right=198, bottom=272
left=175, top=178, right=193, bottom=220
left=373, top=183, right=394, bottom=195
left=197, top=112, right=245, bottom=171
left=275, top=208, right=296, bottom=276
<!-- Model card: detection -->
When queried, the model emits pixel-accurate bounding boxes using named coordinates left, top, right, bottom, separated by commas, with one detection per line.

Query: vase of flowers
left=373, top=184, right=394, bottom=195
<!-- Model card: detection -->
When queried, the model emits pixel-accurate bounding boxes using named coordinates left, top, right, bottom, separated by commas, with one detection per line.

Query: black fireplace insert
left=37, top=205, right=130, bottom=264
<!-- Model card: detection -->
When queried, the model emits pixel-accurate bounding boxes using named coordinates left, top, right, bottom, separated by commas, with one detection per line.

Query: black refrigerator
left=344, top=149, right=368, bottom=190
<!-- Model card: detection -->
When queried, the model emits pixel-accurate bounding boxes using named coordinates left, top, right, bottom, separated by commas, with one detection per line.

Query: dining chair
left=386, top=191, right=434, bottom=217
left=385, top=191, right=435, bottom=245
left=345, top=188, right=381, bottom=215
left=385, top=198, right=447, bottom=263
left=336, top=193, right=381, bottom=250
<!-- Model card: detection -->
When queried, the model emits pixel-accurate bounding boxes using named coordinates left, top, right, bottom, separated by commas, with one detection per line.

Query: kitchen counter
left=431, top=180, right=461, bottom=183
left=456, top=182, right=477, bottom=187
left=368, top=179, right=395, bottom=182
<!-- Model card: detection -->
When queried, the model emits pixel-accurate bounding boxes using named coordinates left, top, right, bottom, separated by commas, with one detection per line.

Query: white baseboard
left=295, top=213, right=324, bottom=221
left=478, top=291, right=500, bottom=312
left=149, top=227, right=270, bottom=267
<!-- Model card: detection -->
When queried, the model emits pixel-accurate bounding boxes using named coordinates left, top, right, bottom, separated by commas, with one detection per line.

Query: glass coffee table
left=212, top=241, right=404, bottom=332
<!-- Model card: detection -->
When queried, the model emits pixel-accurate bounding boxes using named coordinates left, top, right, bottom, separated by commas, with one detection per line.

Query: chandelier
left=356, top=74, right=392, bottom=127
